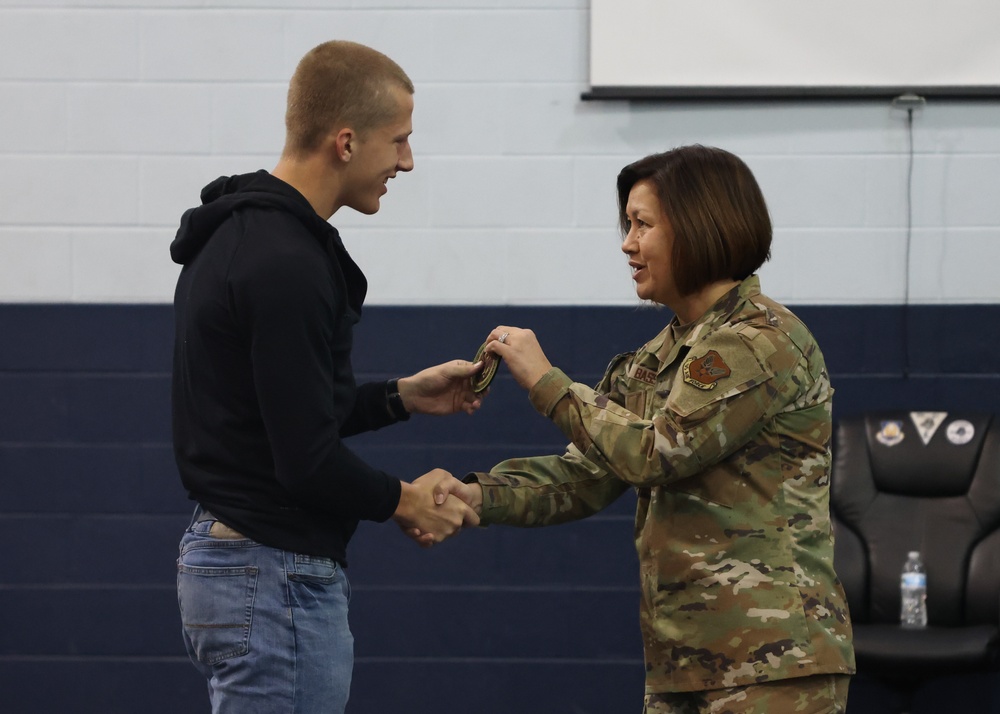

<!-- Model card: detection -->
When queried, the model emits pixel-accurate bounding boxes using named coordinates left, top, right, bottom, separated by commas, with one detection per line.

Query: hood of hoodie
left=170, top=170, right=334, bottom=265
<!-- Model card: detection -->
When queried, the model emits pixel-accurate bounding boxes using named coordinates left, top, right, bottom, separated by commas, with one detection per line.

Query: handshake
left=387, top=324, right=552, bottom=547
left=391, top=469, right=484, bottom=548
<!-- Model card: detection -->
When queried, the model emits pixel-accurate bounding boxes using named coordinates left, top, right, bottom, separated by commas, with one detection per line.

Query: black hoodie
left=171, top=170, right=402, bottom=563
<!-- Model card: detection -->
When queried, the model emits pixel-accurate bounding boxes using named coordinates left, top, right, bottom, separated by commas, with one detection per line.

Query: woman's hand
left=484, top=325, right=552, bottom=391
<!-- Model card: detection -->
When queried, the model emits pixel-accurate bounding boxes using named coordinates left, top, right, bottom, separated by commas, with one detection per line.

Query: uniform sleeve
left=472, top=443, right=631, bottom=527
left=530, top=324, right=827, bottom=489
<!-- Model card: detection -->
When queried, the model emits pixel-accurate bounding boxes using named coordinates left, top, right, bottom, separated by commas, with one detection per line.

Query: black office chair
left=831, top=411, right=1000, bottom=712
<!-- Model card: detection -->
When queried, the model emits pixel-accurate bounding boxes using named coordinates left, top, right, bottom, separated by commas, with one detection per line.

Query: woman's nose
left=621, top=229, right=637, bottom=254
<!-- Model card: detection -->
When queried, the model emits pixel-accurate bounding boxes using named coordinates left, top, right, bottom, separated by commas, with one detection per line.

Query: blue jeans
left=177, top=510, right=354, bottom=714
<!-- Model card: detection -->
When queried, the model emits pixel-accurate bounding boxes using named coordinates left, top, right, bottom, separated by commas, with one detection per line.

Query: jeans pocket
left=289, top=554, right=338, bottom=585
left=177, top=562, right=259, bottom=665
left=288, top=554, right=351, bottom=606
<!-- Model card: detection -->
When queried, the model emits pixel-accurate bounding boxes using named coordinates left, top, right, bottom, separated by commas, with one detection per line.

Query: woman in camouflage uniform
left=441, top=146, right=855, bottom=713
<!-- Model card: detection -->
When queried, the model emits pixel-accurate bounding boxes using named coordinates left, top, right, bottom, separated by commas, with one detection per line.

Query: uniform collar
left=683, top=275, right=761, bottom=341
left=651, top=275, right=761, bottom=367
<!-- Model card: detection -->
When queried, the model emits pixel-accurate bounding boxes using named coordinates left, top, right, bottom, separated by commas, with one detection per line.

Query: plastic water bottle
left=900, top=551, right=928, bottom=628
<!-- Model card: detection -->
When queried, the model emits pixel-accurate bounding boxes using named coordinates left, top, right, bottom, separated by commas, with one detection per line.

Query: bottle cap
left=908, top=550, right=920, bottom=558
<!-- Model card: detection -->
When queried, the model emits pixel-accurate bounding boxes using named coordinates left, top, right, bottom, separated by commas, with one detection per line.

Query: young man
left=171, top=41, right=480, bottom=714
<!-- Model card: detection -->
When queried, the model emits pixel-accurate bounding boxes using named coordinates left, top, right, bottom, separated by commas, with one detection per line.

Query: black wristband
left=386, top=378, right=410, bottom=422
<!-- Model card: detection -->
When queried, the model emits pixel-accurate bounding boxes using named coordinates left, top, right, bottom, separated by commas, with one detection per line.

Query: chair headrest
left=862, top=412, right=992, bottom=497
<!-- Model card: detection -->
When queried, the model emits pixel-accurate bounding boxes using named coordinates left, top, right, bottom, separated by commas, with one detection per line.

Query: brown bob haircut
left=617, top=145, right=772, bottom=298
left=284, top=40, right=414, bottom=157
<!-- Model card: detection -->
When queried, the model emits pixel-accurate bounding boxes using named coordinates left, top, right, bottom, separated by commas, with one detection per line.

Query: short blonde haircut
left=284, top=40, right=414, bottom=157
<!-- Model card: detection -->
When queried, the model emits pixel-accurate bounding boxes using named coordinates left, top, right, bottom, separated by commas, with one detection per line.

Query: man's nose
left=398, top=143, right=414, bottom=172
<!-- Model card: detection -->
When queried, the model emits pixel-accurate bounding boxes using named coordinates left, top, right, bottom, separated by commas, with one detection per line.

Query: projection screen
left=587, top=0, right=1000, bottom=99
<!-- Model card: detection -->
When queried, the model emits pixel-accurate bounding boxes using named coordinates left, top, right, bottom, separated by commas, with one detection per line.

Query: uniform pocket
left=668, top=465, right=741, bottom=508
left=177, top=562, right=258, bottom=665
left=624, top=390, right=647, bottom=417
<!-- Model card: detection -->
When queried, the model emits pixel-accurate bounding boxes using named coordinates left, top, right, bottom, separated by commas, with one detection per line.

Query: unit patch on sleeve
left=682, top=350, right=731, bottom=390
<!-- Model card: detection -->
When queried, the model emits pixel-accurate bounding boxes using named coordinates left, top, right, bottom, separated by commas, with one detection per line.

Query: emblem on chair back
left=830, top=411, right=1000, bottom=684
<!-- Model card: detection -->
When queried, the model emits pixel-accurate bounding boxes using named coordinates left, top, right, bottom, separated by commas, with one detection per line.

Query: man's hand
left=398, top=360, right=486, bottom=416
left=401, top=476, right=484, bottom=547
left=392, top=469, right=480, bottom=548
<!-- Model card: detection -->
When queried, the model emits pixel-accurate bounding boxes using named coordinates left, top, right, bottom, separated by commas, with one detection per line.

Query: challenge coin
left=471, top=341, right=500, bottom=394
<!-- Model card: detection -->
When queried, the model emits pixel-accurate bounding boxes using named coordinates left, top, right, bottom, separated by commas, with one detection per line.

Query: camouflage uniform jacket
left=474, top=276, right=855, bottom=694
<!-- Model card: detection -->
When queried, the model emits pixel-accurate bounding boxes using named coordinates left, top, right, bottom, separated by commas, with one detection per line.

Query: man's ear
left=332, top=128, right=355, bottom=163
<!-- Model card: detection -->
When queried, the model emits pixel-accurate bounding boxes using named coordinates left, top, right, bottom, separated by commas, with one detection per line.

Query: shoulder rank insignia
left=682, top=350, right=731, bottom=390
left=875, top=420, right=905, bottom=447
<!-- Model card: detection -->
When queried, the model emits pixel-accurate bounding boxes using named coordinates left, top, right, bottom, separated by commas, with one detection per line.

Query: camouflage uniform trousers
left=642, top=674, right=850, bottom=714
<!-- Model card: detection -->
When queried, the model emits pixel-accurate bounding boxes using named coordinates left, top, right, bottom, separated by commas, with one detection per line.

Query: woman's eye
left=625, top=217, right=649, bottom=233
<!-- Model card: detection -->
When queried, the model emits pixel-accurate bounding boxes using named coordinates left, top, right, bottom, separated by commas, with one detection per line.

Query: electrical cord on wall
left=891, top=93, right=926, bottom=379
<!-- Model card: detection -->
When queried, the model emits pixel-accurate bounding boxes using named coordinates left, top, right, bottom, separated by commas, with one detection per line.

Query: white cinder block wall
left=1, top=0, right=999, bottom=306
